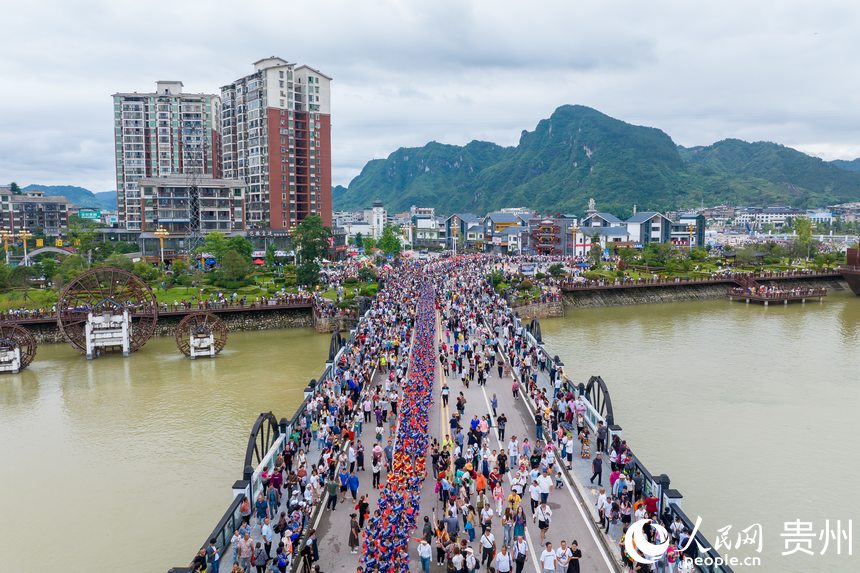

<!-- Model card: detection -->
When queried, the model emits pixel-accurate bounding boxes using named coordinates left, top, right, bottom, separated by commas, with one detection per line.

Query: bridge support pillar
left=232, top=479, right=250, bottom=500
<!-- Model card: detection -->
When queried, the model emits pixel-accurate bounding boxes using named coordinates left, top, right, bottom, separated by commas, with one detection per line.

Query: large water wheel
left=0, top=322, right=37, bottom=371
left=57, top=266, right=159, bottom=353
left=175, top=312, right=228, bottom=357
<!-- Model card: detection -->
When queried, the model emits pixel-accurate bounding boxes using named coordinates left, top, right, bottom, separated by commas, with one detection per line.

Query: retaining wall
left=19, top=307, right=315, bottom=345
left=563, top=277, right=848, bottom=308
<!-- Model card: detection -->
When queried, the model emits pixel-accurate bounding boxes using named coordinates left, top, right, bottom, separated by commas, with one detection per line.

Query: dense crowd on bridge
left=189, top=254, right=718, bottom=573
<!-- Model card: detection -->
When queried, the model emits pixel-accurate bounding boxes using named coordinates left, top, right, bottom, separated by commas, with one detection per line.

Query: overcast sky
left=1, top=0, right=859, bottom=192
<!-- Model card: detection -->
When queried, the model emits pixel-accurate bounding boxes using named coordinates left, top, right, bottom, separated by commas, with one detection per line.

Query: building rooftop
left=486, top=212, right=522, bottom=224
left=626, top=211, right=664, bottom=223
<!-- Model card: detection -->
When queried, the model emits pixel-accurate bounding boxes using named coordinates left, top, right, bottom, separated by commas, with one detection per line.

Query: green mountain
left=23, top=184, right=116, bottom=210
left=831, top=158, right=860, bottom=173
left=93, top=192, right=117, bottom=210
left=334, top=105, right=860, bottom=215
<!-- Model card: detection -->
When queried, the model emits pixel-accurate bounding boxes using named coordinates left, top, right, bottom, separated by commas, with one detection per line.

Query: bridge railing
left=504, top=307, right=734, bottom=573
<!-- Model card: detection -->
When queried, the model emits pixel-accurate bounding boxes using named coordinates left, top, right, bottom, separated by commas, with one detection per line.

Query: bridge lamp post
left=154, top=226, right=170, bottom=265
left=0, top=229, right=12, bottom=264
left=18, top=229, right=32, bottom=266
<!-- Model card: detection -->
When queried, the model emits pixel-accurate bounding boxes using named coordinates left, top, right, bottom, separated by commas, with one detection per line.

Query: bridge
left=560, top=269, right=842, bottom=292
left=167, top=260, right=734, bottom=573
left=26, top=246, right=75, bottom=258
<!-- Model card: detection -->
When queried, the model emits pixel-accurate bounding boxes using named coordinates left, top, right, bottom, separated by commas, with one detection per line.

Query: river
left=541, top=290, right=860, bottom=573
left=0, top=328, right=329, bottom=572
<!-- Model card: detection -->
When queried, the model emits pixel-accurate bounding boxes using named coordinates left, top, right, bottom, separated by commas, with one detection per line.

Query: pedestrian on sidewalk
left=539, top=542, right=557, bottom=573
left=569, top=540, right=582, bottom=573
left=417, top=539, right=433, bottom=573
left=348, top=513, right=360, bottom=554
left=589, top=452, right=603, bottom=486
left=497, top=413, right=507, bottom=441
left=534, top=500, right=553, bottom=544
left=512, top=535, right=529, bottom=573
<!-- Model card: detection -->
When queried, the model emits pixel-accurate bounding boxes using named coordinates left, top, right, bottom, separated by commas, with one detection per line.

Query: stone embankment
left=563, top=277, right=847, bottom=308
left=510, top=300, right=564, bottom=319
left=19, top=307, right=315, bottom=345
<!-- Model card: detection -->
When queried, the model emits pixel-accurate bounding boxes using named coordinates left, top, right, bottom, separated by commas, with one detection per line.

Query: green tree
left=292, top=215, right=331, bottom=264
left=197, top=232, right=229, bottom=263
left=9, top=182, right=21, bottom=195
left=53, top=254, right=88, bottom=288
left=0, top=261, right=11, bottom=289
left=548, top=263, right=566, bottom=278
left=589, top=233, right=603, bottom=265
left=358, top=266, right=378, bottom=283
left=265, top=243, right=277, bottom=268
left=171, top=258, right=189, bottom=275
left=353, top=233, right=364, bottom=248
left=219, top=250, right=253, bottom=282
left=132, top=261, right=160, bottom=283
left=296, top=260, right=320, bottom=286
left=100, top=253, right=134, bottom=272
left=67, top=215, right=98, bottom=261
left=793, top=216, right=813, bottom=259
left=363, top=237, right=377, bottom=252
left=378, top=225, right=402, bottom=258
left=226, top=235, right=253, bottom=261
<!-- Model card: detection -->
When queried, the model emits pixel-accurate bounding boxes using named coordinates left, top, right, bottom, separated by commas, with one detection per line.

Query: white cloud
left=1, top=0, right=859, bottom=191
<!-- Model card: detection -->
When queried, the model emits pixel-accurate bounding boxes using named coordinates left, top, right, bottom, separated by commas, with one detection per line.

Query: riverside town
left=1, top=3, right=859, bottom=573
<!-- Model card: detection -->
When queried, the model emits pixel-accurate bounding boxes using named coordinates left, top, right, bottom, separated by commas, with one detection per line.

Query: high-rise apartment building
left=221, top=57, right=332, bottom=229
left=113, top=81, right=221, bottom=230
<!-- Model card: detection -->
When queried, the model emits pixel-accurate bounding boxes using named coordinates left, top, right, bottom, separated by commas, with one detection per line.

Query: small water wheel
left=0, top=322, right=37, bottom=371
left=175, top=312, right=228, bottom=357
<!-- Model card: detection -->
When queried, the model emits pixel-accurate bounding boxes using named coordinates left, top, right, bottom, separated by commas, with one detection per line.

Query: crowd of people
left=189, top=253, right=708, bottom=573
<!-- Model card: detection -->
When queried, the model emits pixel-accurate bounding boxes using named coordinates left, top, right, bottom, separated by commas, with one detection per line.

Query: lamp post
left=687, top=223, right=696, bottom=250
left=0, top=229, right=12, bottom=264
left=570, top=224, right=578, bottom=258
left=154, top=226, right=169, bottom=265
left=18, top=229, right=32, bottom=266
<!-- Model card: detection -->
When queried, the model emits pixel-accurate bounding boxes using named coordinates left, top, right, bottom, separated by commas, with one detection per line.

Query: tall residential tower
left=220, top=57, right=332, bottom=229
left=112, top=81, right=221, bottom=230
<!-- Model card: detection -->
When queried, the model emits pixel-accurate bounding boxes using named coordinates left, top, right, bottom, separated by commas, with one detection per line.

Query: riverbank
left=563, top=276, right=848, bottom=308
left=18, top=307, right=315, bottom=344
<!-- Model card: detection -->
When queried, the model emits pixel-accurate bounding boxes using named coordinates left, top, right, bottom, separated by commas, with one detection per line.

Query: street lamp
left=0, top=229, right=12, bottom=264
left=570, top=224, right=578, bottom=258
left=154, top=226, right=169, bottom=264
left=18, top=229, right=32, bottom=266
left=687, top=223, right=696, bottom=249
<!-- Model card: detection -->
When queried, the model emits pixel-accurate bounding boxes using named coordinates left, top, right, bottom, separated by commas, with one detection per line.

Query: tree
left=9, top=182, right=21, bottom=195
left=265, top=243, right=276, bottom=268
left=132, top=261, right=160, bottom=283
left=793, top=216, right=813, bottom=259
left=53, top=254, right=88, bottom=288
left=226, top=235, right=253, bottom=261
left=67, top=215, right=98, bottom=261
left=363, top=237, right=377, bottom=252
left=548, top=263, right=566, bottom=278
left=358, top=265, right=378, bottom=283
left=198, top=232, right=229, bottom=263
left=297, top=260, right=320, bottom=286
left=292, top=215, right=332, bottom=264
left=378, top=225, right=402, bottom=258
left=219, top=250, right=253, bottom=283
left=353, top=233, right=364, bottom=249
left=589, top=233, right=603, bottom=265
left=100, top=253, right=134, bottom=272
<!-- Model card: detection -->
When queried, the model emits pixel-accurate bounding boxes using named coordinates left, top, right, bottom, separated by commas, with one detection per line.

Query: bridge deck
left=309, top=312, right=618, bottom=573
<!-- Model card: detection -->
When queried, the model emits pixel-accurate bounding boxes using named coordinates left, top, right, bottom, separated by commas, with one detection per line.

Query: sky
left=1, top=0, right=859, bottom=192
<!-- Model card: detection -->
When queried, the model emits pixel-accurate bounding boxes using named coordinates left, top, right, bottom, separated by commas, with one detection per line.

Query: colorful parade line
left=361, top=280, right=437, bottom=573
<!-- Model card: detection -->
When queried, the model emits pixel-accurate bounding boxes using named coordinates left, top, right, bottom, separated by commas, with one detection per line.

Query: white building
left=112, top=81, right=221, bottom=230
left=363, top=200, right=387, bottom=239
left=574, top=226, right=630, bottom=256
